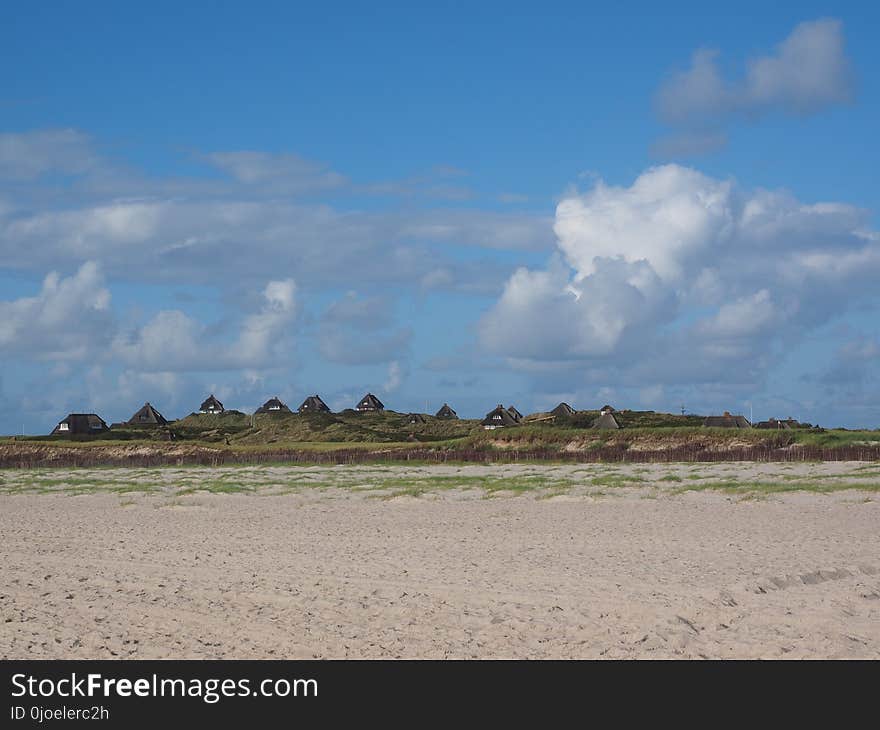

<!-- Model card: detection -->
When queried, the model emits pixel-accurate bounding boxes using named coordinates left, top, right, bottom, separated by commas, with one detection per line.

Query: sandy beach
left=1, top=462, right=878, bottom=659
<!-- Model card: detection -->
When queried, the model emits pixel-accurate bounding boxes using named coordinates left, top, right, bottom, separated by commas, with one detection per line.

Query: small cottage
left=51, top=413, right=109, bottom=436
left=255, top=397, right=291, bottom=414
left=600, top=404, right=616, bottom=416
left=551, top=402, right=575, bottom=418
left=435, top=403, right=458, bottom=419
left=506, top=405, right=524, bottom=422
left=126, top=402, right=168, bottom=426
left=703, top=412, right=751, bottom=428
left=481, top=404, right=519, bottom=430
left=408, top=413, right=426, bottom=424
left=754, top=418, right=792, bottom=430
left=593, top=412, right=622, bottom=429
left=298, top=395, right=331, bottom=414
left=199, top=394, right=225, bottom=414
left=355, top=393, right=385, bottom=412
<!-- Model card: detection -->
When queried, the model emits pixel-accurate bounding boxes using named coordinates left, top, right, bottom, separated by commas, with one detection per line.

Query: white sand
left=1, top=462, right=878, bottom=659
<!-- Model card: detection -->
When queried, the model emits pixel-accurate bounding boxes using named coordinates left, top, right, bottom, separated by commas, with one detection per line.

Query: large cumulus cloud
left=479, top=164, right=880, bottom=389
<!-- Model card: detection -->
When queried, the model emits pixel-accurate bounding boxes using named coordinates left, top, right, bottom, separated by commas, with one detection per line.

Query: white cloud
left=383, top=361, right=404, bottom=393
left=480, top=164, right=880, bottom=391
left=480, top=256, right=670, bottom=359
left=554, top=165, right=734, bottom=281
left=0, top=129, right=96, bottom=180
left=0, top=261, right=111, bottom=359
left=654, top=19, right=854, bottom=155
left=695, top=290, right=783, bottom=339
left=1, top=198, right=550, bottom=290
left=0, top=127, right=552, bottom=299
left=234, top=279, right=298, bottom=364
left=113, top=278, right=299, bottom=372
left=203, top=150, right=347, bottom=190
left=745, top=19, right=853, bottom=113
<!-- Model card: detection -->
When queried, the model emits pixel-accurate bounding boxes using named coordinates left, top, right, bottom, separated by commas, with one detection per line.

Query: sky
left=2, top=1, right=879, bottom=433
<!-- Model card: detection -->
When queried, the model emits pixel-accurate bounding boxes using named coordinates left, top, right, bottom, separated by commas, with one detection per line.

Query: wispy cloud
left=0, top=128, right=98, bottom=180
left=653, top=19, right=854, bottom=157
left=202, top=150, right=348, bottom=191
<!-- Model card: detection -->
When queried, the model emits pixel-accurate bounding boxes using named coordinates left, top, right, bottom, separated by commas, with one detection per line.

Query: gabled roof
left=355, top=393, right=384, bottom=411
left=199, top=394, right=224, bottom=412
left=435, top=403, right=458, bottom=419
left=593, top=412, right=622, bottom=429
left=298, top=395, right=330, bottom=414
left=126, top=402, right=168, bottom=426
left=481, top=404, right=519, bottom=427
left=703, top=413, right=751, bottom=428
left=600, top=404, right=616, bottom=414
left=754, top=418, right=791, bottom=430
left=255, top=397, right=291, bottom=414
left=51, top=413, right=109, bottom=435
left=551, top=402, right=575, bottom=418
left=506, top=405, right=523, bottom=422
left=408, top=413, right=426, bottom=424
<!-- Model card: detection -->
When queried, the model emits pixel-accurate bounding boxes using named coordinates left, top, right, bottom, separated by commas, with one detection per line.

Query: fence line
left=1, top=444, right=879, bottom=468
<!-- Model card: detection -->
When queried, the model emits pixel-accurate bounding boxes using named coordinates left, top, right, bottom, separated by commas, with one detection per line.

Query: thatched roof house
left=255, top=397, right=291, bottom=414
left=506, top=405, right=523, bottom=422
left=199, top=394, right=224, bottom=414
left=703, top=412, right=751, bottom=428
left=408, top=413, right=426, bottom=424
left=754, top=418, right=792, bottom=430
left=51, top=413, right=109, bottom=436
left=435, top=403, right=458, bottom=419
left=355, top=393, right=384, bottom=412
left=593, top=412, right=621, bottom=429
left=298, top=395, right=330, bottom=414
left=482, top=404, right=519, bottom=430
left=126, top=402, right=168, bottom=426
left=551, top=402, right=575, bottom=418
left=600, top=404, right=616, bottom=416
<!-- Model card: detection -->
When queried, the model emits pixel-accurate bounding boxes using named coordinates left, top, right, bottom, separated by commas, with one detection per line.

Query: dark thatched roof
left=126, top=402, right=168, bottom=426
left=255, top=397, right=291, bottom=414
left=593, top=412, right=622, bottom=429
left=703, top=413, right=751, bottom=428
left=408, top=413, right=426, bottom=424
left=600, top=405, right=616, bottom=415
left=199, top=394, right=224, bottom=413
left=551, top=402, right=575, bottom=418
left=298, top=395, right=330, bottom=414
left=481, top=404, right=519, bottom=428
left=51, top=413, right=109, bottom=436
left=506, top=405, right=523, bottom=422
left=754, top=418, right=792, bottom=430
left=355, top=393, right=384, bottom=411
left=435, top=403, right=458, bottom=419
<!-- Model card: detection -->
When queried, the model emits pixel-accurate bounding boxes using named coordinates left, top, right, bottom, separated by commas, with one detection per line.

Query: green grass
left=671, top=480, right=880, bottom=496
left=589, top=474, right=646, bottom=488
left=177, top=480, right=257, bottom=495
left=3, top=462, right=879, bottom=500
left=6, top=419, right=880, bottom=468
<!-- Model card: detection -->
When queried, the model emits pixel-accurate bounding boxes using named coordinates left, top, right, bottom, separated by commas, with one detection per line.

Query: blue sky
left=2, top=1, right=879, bottom=432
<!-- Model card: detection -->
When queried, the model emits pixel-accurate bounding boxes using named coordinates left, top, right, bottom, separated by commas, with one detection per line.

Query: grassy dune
left=3, top=408, right=878, bottom=467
